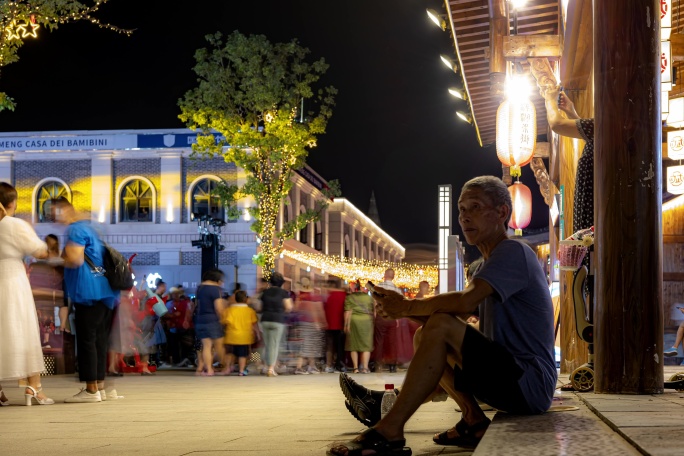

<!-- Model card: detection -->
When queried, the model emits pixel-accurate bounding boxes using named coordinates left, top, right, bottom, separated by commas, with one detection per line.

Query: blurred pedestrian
left=222, top=290, right=260, bottom=376
left=53, top=197, right=119, bottom=403
left=323, top=278, right=347, bottom=373
left=194, top=269, right=227, bottom=376
left=0, top=183, right=53, bottom=406
left=259, top=272, right=293, bottom=377
left=294, top=278, right=326, bottom=375
left=372, top=269, right=402, bottom=373
left=344, top=280, right=375, bottom=373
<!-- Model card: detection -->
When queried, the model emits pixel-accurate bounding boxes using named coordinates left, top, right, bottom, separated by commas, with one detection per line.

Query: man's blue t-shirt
left=63, top=220, right=117, bottom=309
left=475, top=239, right=557, bottom=413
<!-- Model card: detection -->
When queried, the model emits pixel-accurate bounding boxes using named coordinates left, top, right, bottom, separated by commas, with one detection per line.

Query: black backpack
left=85, top=244, right=134, bottom=291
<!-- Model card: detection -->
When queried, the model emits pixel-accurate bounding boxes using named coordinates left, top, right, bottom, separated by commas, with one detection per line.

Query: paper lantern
left=508, top=181, right=532, bottom=235
left=496, top=98, right=536, bottom=176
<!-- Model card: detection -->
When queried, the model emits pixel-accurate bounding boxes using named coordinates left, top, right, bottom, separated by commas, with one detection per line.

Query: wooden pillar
left=594, top=0, right=663, bottom=393
left=489, top=0, right=508, bottom=99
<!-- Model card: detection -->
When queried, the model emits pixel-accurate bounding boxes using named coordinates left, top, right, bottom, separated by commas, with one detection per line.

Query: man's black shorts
left=454, top=325, right=532, bottom=414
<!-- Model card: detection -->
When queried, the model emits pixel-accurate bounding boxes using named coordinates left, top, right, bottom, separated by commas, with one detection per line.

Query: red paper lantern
left=508, top=181, right=532, bottom=232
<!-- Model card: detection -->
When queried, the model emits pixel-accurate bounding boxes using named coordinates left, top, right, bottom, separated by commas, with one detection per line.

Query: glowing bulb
left=510, top=0, right=527, bottom=9
left=456, top=111, right=473, bottom=124
left=166, top=199, right=174, bottom=223
left=505, top=75, right=532, bottom=102
left=448, top=88, right=467, bottom=100
left=98, top=204, right=106, bottom=223
left=440, top=55, right=457, bottom=72
left=426, top=9, right=446, bottom=30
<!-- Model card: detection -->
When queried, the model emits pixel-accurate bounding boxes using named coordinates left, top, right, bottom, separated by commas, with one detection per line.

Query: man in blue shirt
left=330, top=176, right=557, bottom=455
left=54, top=198, right=117, bottom=403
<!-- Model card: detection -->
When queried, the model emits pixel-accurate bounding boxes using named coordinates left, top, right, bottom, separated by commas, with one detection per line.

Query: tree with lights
left=179, top=31, right=339, bottom=280
left=0, top=0, right=131, bottom=111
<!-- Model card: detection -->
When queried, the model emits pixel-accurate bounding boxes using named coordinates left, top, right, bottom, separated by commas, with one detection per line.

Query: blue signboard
left=136, top=133, right=226, bottom=149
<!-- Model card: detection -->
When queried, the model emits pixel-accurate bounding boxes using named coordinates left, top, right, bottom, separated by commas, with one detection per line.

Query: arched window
left=354, top=241, right=359, bottom=258
left=299, top=204, right=308, bottom=244
left=120, top=178, right=154, bottom=222
left=314, top=220, right=322, bottom=251
left=190, top=178, right=224, bottom=220
left=362, top=246, right=367, bottom=260
left=344, top=234, right=351, bottom=258
left=35, top=179, right=70, bottom=223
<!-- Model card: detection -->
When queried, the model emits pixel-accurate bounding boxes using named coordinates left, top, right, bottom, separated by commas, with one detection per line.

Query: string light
left=281, top=250, right=439, bottom=290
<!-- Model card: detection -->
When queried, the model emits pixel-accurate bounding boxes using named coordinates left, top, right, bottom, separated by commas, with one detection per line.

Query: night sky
left=0, top=0, right=548, bottom=259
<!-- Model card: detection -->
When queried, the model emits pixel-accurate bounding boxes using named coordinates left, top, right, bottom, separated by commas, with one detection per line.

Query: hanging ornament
left=496, top=76, right=537, bottom=177
left=508, top=181, right=532, bottom=236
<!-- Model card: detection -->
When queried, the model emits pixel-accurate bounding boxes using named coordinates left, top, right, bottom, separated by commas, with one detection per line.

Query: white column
left=323, top=208, right=329, bottom=255
left=0, top=152, right=13, bottom=184
left=350, top=224, right=356, bottom=258
left=159, top=151, right=182, bottom=224
left=294, top=185, right=301, bottom=241
left=90, top=152, right=113, bottom=224
left=308, top=193, right=315, bottom=247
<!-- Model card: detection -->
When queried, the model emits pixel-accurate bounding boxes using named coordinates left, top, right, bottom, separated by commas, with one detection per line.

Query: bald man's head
left=384, top=268, right=395, bottom=281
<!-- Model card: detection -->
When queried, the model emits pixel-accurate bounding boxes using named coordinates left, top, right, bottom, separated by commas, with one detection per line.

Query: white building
left=0, top=129, right=404, bottom=293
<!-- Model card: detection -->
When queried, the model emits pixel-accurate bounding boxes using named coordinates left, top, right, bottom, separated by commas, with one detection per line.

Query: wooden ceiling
left=445, top=0, right=560, bottom=147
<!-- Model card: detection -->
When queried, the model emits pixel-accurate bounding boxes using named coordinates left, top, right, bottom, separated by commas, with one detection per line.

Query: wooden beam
left=664, top=272, right=684, bottom=281
left=672, top=33, right=684, bottom=61
left=503, top=35, right=561, bottom=59
left=534, top=142, right=550, bottom=158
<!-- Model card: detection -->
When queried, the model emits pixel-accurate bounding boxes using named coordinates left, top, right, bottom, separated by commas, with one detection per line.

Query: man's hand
left=373, top=286, right=408, bottom=319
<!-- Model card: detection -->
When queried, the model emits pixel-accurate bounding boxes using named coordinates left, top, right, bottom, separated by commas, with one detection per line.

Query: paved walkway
left=0, top=367, right=682, bottom=455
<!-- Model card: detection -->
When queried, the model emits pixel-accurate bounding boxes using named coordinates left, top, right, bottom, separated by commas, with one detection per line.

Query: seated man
left=330, top=176, right=557, bottom=455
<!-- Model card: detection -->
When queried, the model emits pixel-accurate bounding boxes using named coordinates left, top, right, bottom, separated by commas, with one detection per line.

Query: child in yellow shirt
left=222, top=290, right=260, bottom=376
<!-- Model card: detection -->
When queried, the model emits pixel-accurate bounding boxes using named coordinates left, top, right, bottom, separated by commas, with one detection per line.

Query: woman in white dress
left=0, top=182, right=53, bottom=406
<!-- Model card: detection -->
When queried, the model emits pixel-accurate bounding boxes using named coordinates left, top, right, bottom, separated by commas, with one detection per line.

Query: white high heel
left=24, top=386, right=55, bottom=406
left=0, top=389, right=9, bottom=406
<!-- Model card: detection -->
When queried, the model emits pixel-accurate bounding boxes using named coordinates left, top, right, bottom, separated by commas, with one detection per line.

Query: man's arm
left=62, top=242, right=85, bottom=268
left=375, top=278, right=494, bottom=319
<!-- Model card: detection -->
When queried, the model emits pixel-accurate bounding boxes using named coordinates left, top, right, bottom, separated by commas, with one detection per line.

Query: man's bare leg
left=674, top=322, right=684, bottom=350
left=372, top=313, right=471, bottom=441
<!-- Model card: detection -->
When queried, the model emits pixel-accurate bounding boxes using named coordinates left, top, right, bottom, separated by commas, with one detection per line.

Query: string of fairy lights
left=1, top=0, right=133, bottom=59
left=281, top=249, right=439, bottom=290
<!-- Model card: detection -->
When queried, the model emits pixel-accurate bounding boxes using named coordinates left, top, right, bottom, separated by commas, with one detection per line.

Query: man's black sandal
left=327, top=428, right=412, bottom=455
left=432, top=417, right=491, bottom=447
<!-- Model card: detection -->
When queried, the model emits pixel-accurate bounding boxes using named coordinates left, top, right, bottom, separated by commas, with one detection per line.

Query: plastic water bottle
left=380, top=383, right=396, bottom=420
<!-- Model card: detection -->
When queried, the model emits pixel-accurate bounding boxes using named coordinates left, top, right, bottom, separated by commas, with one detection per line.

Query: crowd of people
left=0, top=179, right=429, bottom=410
left=185, top=268, right=428, bottom=377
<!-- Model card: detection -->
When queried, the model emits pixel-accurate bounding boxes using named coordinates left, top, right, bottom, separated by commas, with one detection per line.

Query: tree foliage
left=179, top=31, right=339, bottom=278
left=0, top=0, right=131, bottom=111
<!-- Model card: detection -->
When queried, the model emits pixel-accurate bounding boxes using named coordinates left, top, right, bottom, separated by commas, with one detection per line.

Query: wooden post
left=489, top=0, right=508, bottom=99
left=594, top=0, right=664, bottom=393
